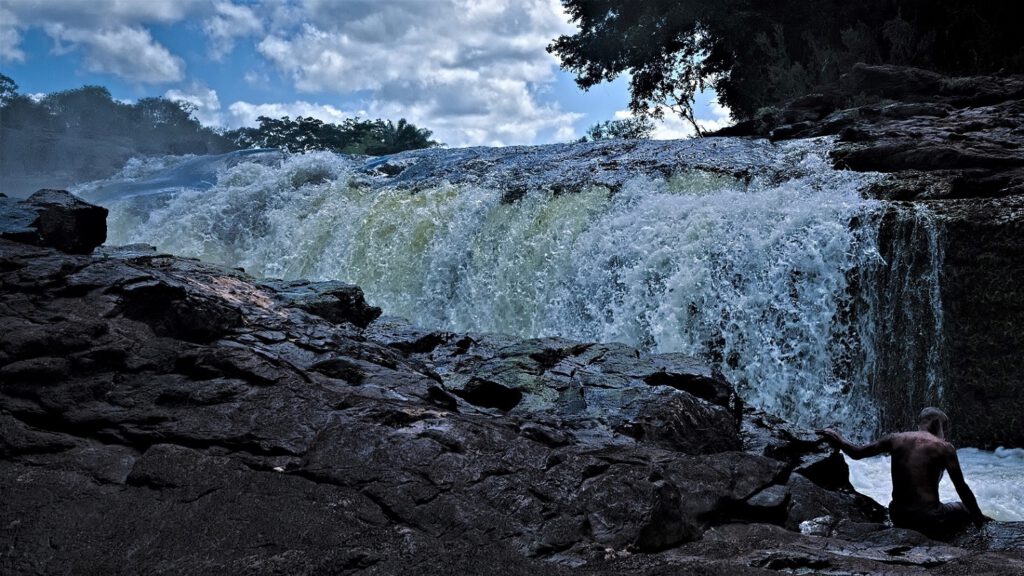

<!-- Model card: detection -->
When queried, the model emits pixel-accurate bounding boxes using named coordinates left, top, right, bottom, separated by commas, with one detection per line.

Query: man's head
left=918, top=407, right=949, bottom=438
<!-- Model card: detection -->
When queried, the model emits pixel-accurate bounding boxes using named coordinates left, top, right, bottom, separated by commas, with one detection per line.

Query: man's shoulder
left=891, top=431, right=954, bottom=452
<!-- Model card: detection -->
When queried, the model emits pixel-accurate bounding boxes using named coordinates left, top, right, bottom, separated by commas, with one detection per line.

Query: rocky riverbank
left=2, top=191, right=1022, bottom=574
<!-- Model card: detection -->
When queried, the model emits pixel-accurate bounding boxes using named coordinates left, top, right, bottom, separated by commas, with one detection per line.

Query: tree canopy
left=225, top=116, right=439, bottom=156
left=548, top=1, right=1024, bottom=126
left=579, top=117, right=654, bottom=142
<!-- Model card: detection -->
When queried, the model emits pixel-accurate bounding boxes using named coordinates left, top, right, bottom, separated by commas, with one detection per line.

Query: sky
left=0, top=0, right=731, bottom=147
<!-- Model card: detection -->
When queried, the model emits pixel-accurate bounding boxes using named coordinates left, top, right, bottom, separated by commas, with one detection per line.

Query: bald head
left=918, top=407, right=948, bottom=438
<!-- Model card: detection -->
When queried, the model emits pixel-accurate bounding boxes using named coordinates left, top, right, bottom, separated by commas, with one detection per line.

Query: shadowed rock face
left=0, top=190, right=106, bottom=253
left=2, top=191, right=1022, bottom=575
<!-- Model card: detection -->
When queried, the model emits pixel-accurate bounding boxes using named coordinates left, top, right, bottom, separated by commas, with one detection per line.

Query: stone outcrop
left=0, top=189, right=106, bottom=253
left=743, top=65, right=1024, bottom=201
left=2, top=191, right=1021, bottom=574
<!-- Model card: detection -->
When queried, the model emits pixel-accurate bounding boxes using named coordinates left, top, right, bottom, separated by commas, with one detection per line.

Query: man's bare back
left=817, top=407, right=987, bottom=539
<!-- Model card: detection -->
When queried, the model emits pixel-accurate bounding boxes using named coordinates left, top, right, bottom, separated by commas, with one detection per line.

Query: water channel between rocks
left=75, top=139, right=1024, bottom=521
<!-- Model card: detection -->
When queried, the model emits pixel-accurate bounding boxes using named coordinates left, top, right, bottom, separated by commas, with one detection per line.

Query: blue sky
left=0, top=0, right=730, bottom=147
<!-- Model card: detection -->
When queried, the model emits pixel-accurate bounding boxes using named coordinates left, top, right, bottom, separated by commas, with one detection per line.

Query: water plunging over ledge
left=79, top=139, right=942, bottom=440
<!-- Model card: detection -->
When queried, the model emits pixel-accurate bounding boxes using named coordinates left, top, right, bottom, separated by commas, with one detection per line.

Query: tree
left=579, top=116, right=654, bottom=142
left=549, top=1, right=1024, bottom=125
left=0, top=73, right=18, bottom=107
left=226, top=116, right=439, bottom=155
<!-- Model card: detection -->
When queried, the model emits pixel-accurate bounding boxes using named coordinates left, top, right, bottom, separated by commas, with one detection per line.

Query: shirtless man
left=817, top=407, right=987, bottom=539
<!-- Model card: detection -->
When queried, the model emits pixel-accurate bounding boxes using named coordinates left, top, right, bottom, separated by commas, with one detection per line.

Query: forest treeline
left=0, top=74, right=438, bottom=157
left=550, top=0, right=1024, bottom=128
left=0, top=73, right=439, bottom=196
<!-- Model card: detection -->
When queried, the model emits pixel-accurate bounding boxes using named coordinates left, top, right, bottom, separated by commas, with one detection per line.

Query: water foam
left=847, top=449, right=1024, bottom=521
left=84, top=147, right=904, bottom=435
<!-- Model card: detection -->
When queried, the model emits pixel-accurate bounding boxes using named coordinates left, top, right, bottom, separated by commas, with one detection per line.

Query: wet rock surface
left=0, top=190, right=107, bottom=253
left=2, top=193, right=1022, bottom=574
left=755, top=63, right=1024, bottom=202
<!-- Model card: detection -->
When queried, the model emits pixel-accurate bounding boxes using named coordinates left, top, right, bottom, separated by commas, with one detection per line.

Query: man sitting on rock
left=818, top=407, right=988, bottom=539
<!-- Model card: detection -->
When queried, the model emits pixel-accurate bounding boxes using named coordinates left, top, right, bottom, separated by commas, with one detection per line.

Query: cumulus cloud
left=44, top=24, right=185, bottom=84
left=225, top=100, right=357, bottom=129
left=2, top=0, right=608, bottom=145
left=2, top=0, right=255, bottom=83
left=3, top=0, right=203, bottom=83
left=1, top=0, right=203, bottom=27
left=0, top=7, right=25, bottom=63
left=254, top=0, right=580, bottom=146
left=203, top=1, right=262, bottom=60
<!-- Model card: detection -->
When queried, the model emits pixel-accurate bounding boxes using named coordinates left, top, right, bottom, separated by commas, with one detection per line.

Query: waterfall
left=81, top=142, right=947, bottom=438
left=867, top=203, right=947, bottom=433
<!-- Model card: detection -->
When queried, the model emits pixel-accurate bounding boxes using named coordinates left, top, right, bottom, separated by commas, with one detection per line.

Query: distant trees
left=549, top=1, right=1024, bottom=126
left=225, top=115, right=439, bottom=155
left=0, top=74, right=233, bottom=154
left=0, top=73, right=440, bottom=159
left=578, top=117, right=654, bottom=142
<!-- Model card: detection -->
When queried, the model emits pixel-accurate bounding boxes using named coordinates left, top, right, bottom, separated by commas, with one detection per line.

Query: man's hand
left=814, top=430, right=888, bottom=460
left=816, top=428, right=843, bottom=447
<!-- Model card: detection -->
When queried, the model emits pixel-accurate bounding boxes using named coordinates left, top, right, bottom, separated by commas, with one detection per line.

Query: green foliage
left=0, top=75, right=439, bottom=163
left=0, top=73, right=18, bottom=107
left=579, top=116, right=654, bottom=142
left=225, top=116, right=439, bottom=155
left=0, top=78, right=234, bottom=154
left=549, top=1, right=1024, bottom=123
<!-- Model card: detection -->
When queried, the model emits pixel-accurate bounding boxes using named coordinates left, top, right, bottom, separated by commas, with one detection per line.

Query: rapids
left=75, top=141, right=935, bottom=438
left=74, top=139, right=1023, bottom=521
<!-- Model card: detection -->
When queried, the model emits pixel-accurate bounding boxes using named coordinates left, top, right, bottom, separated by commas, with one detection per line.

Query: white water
left=77, top=144, right=1023, bottom=520
left=82, top=147, right=892, bottom=434
left=848, top=448, right=1024, bottom=521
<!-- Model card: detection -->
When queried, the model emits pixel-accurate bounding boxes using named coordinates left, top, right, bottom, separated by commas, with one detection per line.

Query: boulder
left=0, top=189, right=106, bottom=253
left=261, top=279, right=382, bottom=328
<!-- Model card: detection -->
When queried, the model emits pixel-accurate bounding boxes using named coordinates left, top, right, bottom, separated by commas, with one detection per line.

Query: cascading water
left=867, top=204, right=947, bottom=432
left=79, top=141, right=935, bottom=439
left=76, top=141, right=1024, bottom=520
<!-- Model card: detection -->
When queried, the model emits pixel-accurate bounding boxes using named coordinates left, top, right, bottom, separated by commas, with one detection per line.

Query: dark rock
left=453, top=377, right=524, bottom=411
left=741, top=485, right=791, bottom=523
left=845, top=63, right=945, bottom=101
left=785, top=475, right=887, bottom=531
left=0, top=189, right=106, bottom=253
left=262, top=279, right=382, bottom=328
left=951, top=522, right=1024, bottom=552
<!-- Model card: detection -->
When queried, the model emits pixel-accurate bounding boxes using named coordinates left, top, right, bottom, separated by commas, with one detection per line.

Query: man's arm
left=945, top=447, right=987, bottom=527
left=816, top=429, right=892, bottom=460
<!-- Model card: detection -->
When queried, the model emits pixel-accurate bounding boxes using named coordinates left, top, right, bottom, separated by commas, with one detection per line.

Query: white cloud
left=226, top=100, right=357, bottom=129
left=203, top=1, right=262, bottom=60
left=165, top=84, right=223, bottom=126
left=617, top=98, right=734, bottom=141
left=254, top=0, right=580, bottom=146
left=2, top=0, right=596, bottom=145
left=2, top=0, right=203, bottom=27
left=0, top=6, right=26, bottom=63
left=243, top=69, right=271, bottom=88
left=0, top=0, right=243, bottom=83
left=44, top=24, right=185, bottom=84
